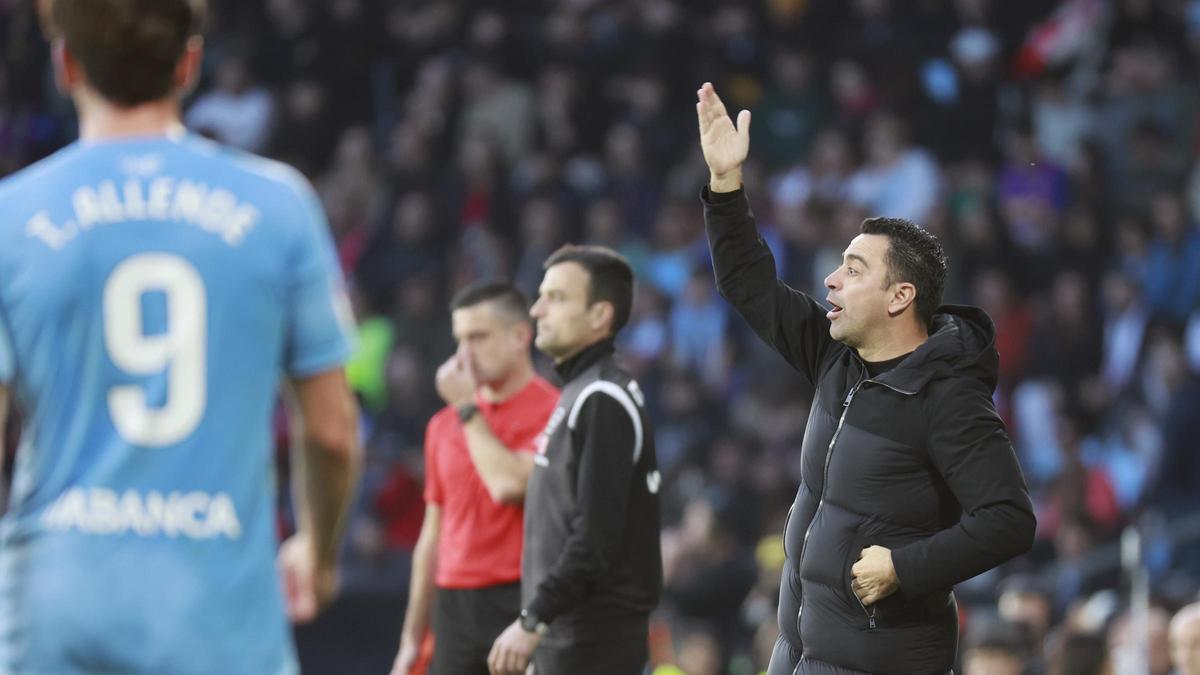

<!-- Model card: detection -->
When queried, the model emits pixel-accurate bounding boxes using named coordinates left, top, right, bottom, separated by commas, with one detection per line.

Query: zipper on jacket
left=792, top=366, right=915, bottom=632
left=854, top=589, right=877, bottom=629
left=862, top=377, right=916, bottom=396
left=847, top=371, right=911, bottom=631
left=795, top=374, right=863, bottom=631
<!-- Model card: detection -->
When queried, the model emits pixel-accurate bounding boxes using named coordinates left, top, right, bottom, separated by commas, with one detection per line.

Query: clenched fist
left=851, top=545, right=899, bottom=606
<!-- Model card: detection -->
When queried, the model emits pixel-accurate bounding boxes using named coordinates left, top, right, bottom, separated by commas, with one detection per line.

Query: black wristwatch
left=519, top=609, right=549, bottom=635
left=457, top=402, right=479, bottom=424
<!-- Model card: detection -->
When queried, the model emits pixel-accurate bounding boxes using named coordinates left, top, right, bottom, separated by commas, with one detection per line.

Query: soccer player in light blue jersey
left=0, top=1, right=363, bottom=673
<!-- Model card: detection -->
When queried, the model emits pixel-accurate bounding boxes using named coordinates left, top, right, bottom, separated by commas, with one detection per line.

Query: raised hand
left=696, top=82, right=751, bottom=192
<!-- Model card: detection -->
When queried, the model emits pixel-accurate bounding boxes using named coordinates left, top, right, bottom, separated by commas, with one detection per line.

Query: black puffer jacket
left=703, top=188, right=1036, bottom=675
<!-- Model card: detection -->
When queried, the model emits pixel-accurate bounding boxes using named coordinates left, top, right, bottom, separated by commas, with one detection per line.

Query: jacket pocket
left=843, top=530, right=877, bottom=630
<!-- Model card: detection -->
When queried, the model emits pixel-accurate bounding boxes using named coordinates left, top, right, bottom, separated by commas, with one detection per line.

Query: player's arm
left=888, top=381, right=1037, bottom=599
left=280, top=369, right=362, bottom=622
left=392, top=504, right=439, bottom=675
left=275, top=167, right=363, bottom=621
left=462, top=415, right=534, bottom=504
left=696, top=82, right=835, bottom=384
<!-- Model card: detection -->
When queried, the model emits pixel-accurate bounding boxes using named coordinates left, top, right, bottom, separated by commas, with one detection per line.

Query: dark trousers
left=532, top=637, right=648, bottom=675
left=430, top=582, right=520, bottom=675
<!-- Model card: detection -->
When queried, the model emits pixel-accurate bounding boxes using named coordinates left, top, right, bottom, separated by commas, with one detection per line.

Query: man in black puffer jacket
left=695, top=82, right=1036, bottom=675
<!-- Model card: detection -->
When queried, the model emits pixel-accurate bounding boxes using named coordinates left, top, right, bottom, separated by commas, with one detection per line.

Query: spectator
left=998, top=574, right=1055, bottom=663
left=846, top=111, right=941, bottom=223
left=751, top=48, right=827, bottom=169
left=1142, top=192, right=1200, bottom=325
left=962, top=619, right=1031, bottom=675
left=661, top=493, right=757, bottom=666
left=459, top=61, right=534, bottom=166
left=185, top=56, right=275, bottom=152
left=1099, top=270, right=1147, bottom=396
left=1107, top=605, right=1173, bottom=675
left=1046, top=631, right=1109, bottom=675
left=668, top=267, right=729, bottom=389
left=1031, top=71, right=1095, bottom=170
left=996, top=121, right=1070, bottom=266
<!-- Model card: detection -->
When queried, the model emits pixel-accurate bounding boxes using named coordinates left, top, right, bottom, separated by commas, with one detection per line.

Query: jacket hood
left=872, top=304, right=1000, bottom=394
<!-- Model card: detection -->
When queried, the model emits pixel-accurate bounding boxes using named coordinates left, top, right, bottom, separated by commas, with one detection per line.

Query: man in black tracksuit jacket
left=696, top=84, right=1036, bottom=675
left=488, top=245, right=661, bottom=675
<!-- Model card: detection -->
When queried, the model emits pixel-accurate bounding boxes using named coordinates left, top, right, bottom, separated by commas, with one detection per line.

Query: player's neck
left=479, top=363, right=535, bottom=404
left=857, top=322, right=928, bottom=363
left=77, top=93, right=185, bottom=142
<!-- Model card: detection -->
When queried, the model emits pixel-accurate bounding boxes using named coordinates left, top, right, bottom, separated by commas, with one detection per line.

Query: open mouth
left=826, top=301, right=843, bottom=320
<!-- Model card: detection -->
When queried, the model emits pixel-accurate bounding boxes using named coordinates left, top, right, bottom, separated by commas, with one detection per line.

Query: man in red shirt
left=392, top=281, right=558, bottom=675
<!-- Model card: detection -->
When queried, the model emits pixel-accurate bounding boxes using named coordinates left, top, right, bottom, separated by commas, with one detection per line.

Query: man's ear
left=175, top=36, right=204, bottom=97
left=512, top=319, right=534, bottom=347
left=51, top=40, right=77, bottom=96
left=589, top=300, right=614, bottom=335
left=888, top=282, right=917, bottom=318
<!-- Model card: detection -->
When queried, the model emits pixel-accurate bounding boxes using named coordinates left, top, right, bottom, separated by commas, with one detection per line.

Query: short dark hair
left=50, top=0, right=206, bottom=107
left=860, top=217, right=947, bottom=330
left=543, top=244, right=634, bottom=335
left=449, top=280, right=530, bottom=324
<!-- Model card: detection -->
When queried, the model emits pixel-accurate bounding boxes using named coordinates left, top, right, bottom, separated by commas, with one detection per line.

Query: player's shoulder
left=0, top=143, right=85, bottom=203
left=0, top=144, right=88, bottom=245
left=596, top=357, right=638, bottom=389
left=572, top=367, right=646, bottom=414
left=179, top=135, right=315, bottom=201
left=175, top=137, right=326, bottom=247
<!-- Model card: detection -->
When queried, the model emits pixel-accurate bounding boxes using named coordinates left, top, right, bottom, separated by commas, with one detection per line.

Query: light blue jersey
left=0, top=133, right=354, bottom=675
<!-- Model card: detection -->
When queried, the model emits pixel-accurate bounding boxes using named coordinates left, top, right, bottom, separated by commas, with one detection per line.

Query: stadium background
left=3, top=0, right=1200, bottom=673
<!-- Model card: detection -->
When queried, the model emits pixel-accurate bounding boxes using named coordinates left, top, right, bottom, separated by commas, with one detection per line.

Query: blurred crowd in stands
left=4, top=0, right=1200, bottom=672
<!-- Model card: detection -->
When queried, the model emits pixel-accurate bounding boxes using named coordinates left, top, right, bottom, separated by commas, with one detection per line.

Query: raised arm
left=697, top=82, right=836, bottom=383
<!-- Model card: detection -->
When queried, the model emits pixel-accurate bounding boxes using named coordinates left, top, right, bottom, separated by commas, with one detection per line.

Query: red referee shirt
left=423, top=376, right=559, bottom=589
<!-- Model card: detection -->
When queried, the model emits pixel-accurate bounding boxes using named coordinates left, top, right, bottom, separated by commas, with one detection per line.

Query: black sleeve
left=526, top=390, right=640, bottom=623
left=701, top=186, right=835, bottom=385
left=889, top=380, right=1037, bottom=597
